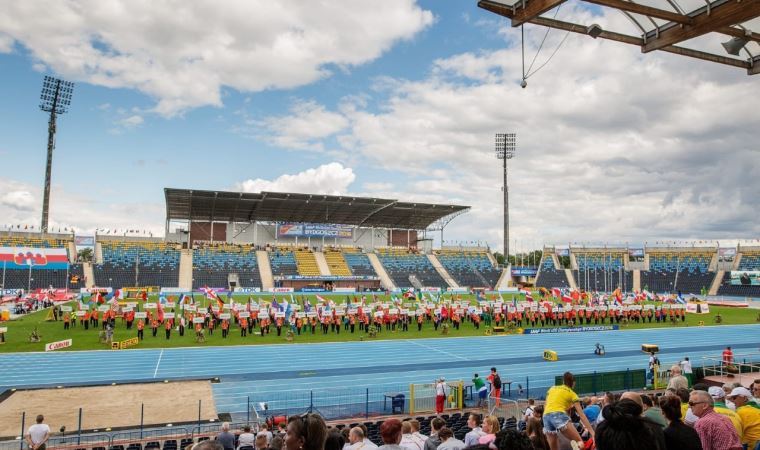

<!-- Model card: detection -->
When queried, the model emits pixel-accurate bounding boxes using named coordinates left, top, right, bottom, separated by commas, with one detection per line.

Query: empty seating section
left=674, top=252, right=713, bottom=294
left=323, top=248, right=351, bottom=276
left=269, top=248, right=299, bottom=277
left=718, top=250, right=760, bottom=296
left=376, top=248, right=446, bottom=288
left=95, top=241, right=179, bottom=289
left=574, top=253, right=631, bottom=292
left=294, top=248, right=320, bottom=276
left=0, top=234, right=78, bottom=289
left=435, top=249, right=500, bottom=288
left=536, top=257, right=569, bottom=289
left=342, top=248, right=377, bottom=277
left=642, top=252, right=678, bottom=293
left=192, top=245, right=261, bottom=289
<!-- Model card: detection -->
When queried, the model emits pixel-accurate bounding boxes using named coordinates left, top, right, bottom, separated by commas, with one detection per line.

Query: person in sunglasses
left=689, top=390, right=742, bottom=450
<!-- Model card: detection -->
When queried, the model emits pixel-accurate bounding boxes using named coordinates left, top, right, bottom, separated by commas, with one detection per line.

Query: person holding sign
left=221, top=319, right=229, bottom=338
left=151, top=318, right=159, bottom=337
left=63, top=312, right=70, bottom=330
left=137, top=319, right=144, bottom=340
left=240, top=317, right=248, bottom=337
left=165, top=319, right=172, bottom=339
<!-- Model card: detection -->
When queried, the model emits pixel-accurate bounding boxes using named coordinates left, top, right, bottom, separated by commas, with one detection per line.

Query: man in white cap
left=702, top=386, right=744, bottom=435
left=435, top=377, right=448, bottom=414
left=728, top=386, right=760, bottom=450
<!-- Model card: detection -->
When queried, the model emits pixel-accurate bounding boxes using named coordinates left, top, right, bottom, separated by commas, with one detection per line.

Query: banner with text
left=277, top=223, right=354, bottom=239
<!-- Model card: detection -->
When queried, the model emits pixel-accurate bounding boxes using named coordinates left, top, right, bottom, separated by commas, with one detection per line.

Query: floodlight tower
left=495, top=133, right=516, bottom=262
left=39, top=76, right=75, bottom=233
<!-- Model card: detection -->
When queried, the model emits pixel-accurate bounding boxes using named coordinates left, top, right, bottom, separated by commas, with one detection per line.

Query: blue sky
left=0, top=0, right=758, bottom=250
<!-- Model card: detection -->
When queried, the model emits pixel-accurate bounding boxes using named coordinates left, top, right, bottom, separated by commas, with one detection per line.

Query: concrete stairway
left=496, top=265, right=512, bottom=289
left=709, top=270, right=725, bottom=296
left=314, top=251, right=331, bottom=276
left=95, top=242, right=103, bottom=263
left=83, top=262, right=95, bottom=288
left=178, top=249, right=193, bottom=290
left=256, top=250, right=275, bottom=291
left=427, top=254, right=459, bottom=288
left=565, top=269, right=578, bottom=290
left=367, top=253, right=396, bottom=290
left=633, top=270, right=641, bottom=292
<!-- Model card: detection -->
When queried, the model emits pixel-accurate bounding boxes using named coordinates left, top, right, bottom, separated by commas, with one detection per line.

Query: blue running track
left=1, top=324, right=758, bottom=418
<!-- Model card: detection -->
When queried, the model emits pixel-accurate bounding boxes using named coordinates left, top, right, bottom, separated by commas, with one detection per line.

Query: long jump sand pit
left=0, top=380, right=218, bottom=438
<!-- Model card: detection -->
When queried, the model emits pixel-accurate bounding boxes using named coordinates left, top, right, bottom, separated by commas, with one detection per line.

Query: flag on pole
left=551, top=288, right=561, bottom=298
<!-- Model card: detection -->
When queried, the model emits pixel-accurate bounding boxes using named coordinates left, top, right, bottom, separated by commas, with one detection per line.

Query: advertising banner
left=277, top=223, right=353, bottom=239
left=45, top=339, right=73, bottom=351
left=511, top=267, right=538, bottom=276
left=233, top=287, right=262, bottom=293
left=523, top=325, right=618, bottom=335
left=74, top=236, right=95, bottom=247
left=160, top=288, right=188, bottom=294
left=686, top=303, right=711, bottom=314
left=718, top=248, right=737, bottom=261
left=271, top=287, right=295, bottom=293
left=730, top=271, right=760, bottom=286
left=555, top=248, right=570, bottom=256
left=0, top=247, right=69, bottom=270
left=333, top=287, right=357, bottom=293
left=628, top=248, right=645, bottom=258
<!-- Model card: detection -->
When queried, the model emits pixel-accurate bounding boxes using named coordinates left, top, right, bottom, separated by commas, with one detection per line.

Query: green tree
left=77, top=247, right=93, bottom=262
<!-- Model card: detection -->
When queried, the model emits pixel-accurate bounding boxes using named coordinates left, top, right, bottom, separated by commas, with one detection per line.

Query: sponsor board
left=333, top=287, right=357, bottom=293
left=686, top=303, right=711, bottom=314
left=233, top=287, right=262, bottom=293
left=421, top=287, right=441, bottom=292
left=300, top=287, right=326, bottom=292
left=277, top=223, right=353, bottom=239
left=271, top=287, right=294, bottom=293
left=81, top=287, right=113, bottom=294
left=511, top=267, right=538, bottom=277
left=45, top=339, right=73, bottom=351
left=112, top=337, right=139, bottom=350
left=523, top=325, right=618, bottom=334
left=447, top=287, right=469, bottom=293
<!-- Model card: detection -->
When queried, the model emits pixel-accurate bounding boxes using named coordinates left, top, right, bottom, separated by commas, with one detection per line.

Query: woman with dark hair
left=493, top=429, right=533, bottom=450
left=525, top=417, right=549, bottom=450
left=324, top=430, right=346, bottom=450
left=286, top=414, right=328, bottom=450
left=378, top=419, right=404, bottom=450
left=659, top=395, right=702, bottom=450
left=595, top=399, right=666, bottom=450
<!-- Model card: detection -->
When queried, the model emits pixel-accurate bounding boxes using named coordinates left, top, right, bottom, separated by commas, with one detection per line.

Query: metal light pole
left=495, top=133, right=516, bottom=262
left=39, top=76, right=75, bottom=234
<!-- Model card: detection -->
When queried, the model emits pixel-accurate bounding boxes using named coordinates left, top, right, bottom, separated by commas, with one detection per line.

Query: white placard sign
left=164, top=312, right=175, bottom=319
left=75, top=311, right=86, bottom=317
left=275, top=312, right=286, bottom=318
left=307, top=312, right=317, bottom=318
left=192, top=317, right=205, bottom=324
left=296, top=312, right=306, bottom=318
left=135, top=312, right=147, bottom=319
left=165, top=302, right=175, bottom=309
left=60, top=306, right=72, bottom=312
left=239, top=311, right=250, bottom=318
left=126, top=302, right=138, bottom=308
left=219, top=313, right=231, bottom=320
left=374, top=312, right=384, bottom=318
left=98, top=305, right=110, bottom=312
left=144, top=303, right=157, bottom=309
left=185, top=305, right=197, bottom=311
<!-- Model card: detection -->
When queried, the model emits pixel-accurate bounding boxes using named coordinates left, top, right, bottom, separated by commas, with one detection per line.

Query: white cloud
left=235, top=162, right=356, bottom=195
left=0, top=178, right=164, bottom=234
left=257, top=4, right=760, bottom=250
left=260, top=101, right=350, bottom=151
left=0, top=0, right=433, bottom=116
left=118, top=114, right=143, bottom=128
left=1, top=189, right=35, bottom=211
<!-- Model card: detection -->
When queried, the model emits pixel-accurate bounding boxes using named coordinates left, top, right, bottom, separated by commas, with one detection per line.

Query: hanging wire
left=519, top=3, right=572, bottom=81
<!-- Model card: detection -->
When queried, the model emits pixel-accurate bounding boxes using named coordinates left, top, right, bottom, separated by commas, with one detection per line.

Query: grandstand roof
left=478, top=0, right=760, bottom=74
left=164, top=188, right=470, bottom=230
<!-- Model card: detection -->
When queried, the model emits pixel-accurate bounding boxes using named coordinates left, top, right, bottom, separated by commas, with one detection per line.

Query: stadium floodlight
left=39, top=76, right=75, bottom=234
left=495, top=133, right=516, bottom=262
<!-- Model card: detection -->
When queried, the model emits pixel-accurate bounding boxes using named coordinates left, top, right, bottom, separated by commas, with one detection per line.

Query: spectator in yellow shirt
left=543, top=372, right=595, bottom=450
left=728, top=387, right=760, bottom=450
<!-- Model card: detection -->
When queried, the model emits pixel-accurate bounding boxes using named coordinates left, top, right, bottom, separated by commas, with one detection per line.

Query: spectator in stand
left=400, top=421, right=423, bottom=450
left=727, top=387, right=760, bottom=450
left=595, top=399, right=666, bottom=450
left=258, top=424, right=274, bottom=446
left=358, top=424, right=379, bottom=449
left=523, top=399, right=536, bottom=422
left=436, top=428, right=464, bottom=450
left=667, top=366, right=689, bottom=392
left=25, top=415, right=50, bottom=450
left=270, top=437, right=283, bottom=450
left=464, top=414, right=485, bottom=447
left=286, top=414, right=327, bottom=450
left=196, top=442, right=224, bottom=450
left=581, top=397, right=601, bottom=425
left=659, top=395, right=702, bottom=450
left=409, top=420, right=427, bottom=443
left=325, top=430, right=346, bottom=450
left=217, top=422, right=236, bottom=450
left=347, top=428, right=367, bottom=450
left=542, top=372, right=594, bottom=450
left=525, top=417, right=549, bottom=450
left=493, top=428, right=533, bottom=450
left=239, top=425, right=256, bottom=450
left=424, top=418, right=446, bottom=450
left=706, top=386, right=743, bottom=435
left=478, top=415, right=501, bottom=446
left=256, top=435, right=269, bottom=450
left=689, top=390, right=742, bottom=450
left=640, top=394, right=668, bottom=427
left=379, top=419, right=404, bottom=450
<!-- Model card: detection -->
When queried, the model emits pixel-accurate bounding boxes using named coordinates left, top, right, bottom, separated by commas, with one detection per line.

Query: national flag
left=525, top=293, right=534, bottom=302
left=201, top=286, right=217, bottom=300
left=561, top=294, right=573, bottom=303
left=643, top=290, right=654, bottom=300
left=217, top=296, right=225, bottom=310
left=675, top=294, right=686, bottom=304
left=114, top=289, right=124, bottom=301
left=157, top=301, right=164, bottom=321
left=551, top=288, right=561, bottom=298
left=520, top=288, right=531, bottom=296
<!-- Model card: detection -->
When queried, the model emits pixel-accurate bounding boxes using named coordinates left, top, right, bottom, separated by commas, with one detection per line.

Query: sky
left=0, top=0, right=758, bottom=253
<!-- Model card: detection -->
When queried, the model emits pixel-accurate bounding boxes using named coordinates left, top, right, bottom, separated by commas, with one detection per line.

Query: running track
left=1, top=324, right=759, bottom=417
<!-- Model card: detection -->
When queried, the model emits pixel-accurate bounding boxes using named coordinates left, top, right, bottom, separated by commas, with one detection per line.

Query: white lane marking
left=405, top=339, right=469, bottom=361
left=153, top=349, right=164, bottom=378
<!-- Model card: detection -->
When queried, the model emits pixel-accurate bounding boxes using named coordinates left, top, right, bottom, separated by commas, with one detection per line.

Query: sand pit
left=0, top=380, right=218, bottom=438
